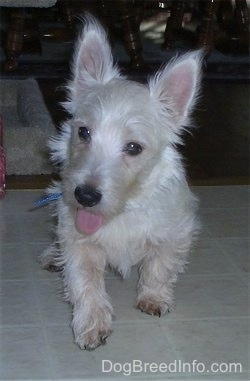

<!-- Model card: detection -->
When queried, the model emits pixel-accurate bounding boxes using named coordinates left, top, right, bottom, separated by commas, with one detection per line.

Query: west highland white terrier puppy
left=40, top=15, right=202, bottom=350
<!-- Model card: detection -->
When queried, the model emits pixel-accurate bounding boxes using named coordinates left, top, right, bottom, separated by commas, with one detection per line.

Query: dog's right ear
left=149, top=51, right=202, bottom=129
left=65, top=15, right=121, bottom=113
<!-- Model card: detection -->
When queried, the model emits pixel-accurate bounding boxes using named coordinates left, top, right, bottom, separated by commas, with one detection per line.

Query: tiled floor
left=0, top=186, right=249, bottom=380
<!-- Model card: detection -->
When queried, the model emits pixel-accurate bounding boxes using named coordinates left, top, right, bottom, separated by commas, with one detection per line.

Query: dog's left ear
left=73, top=15, right=120, bottom=84
left=65, top=15, right=121, bottom=112
left=149, top=51, right=202, bottom=127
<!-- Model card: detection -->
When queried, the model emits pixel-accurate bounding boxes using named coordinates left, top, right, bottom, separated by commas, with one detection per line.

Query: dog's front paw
left=72, top=308, right=113, bottom=350
left=136, top=296, right=174, bottom=317
left=75, top=326, right=112, bottom=350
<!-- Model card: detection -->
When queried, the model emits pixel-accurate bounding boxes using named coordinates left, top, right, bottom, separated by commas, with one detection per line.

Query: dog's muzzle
left=74, top=184, right=102, bottom=207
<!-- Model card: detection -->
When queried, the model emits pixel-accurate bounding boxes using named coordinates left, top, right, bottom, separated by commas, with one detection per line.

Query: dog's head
left=50, top=15, right=202, bottom=235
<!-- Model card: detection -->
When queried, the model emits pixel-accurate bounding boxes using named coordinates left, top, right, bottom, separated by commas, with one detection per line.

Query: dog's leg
left=64, top=244, right=113, bottom=350
left=136, top=248, right=180, bottom=317
left=39, top=242, right=62, bottom=272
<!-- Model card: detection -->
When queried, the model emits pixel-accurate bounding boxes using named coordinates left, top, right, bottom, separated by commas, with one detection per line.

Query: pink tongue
left=75, top=209, right=104, bottom=235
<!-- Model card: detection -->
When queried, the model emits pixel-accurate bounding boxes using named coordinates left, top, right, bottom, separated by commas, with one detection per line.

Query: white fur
left=40, top=14, right=202, bottom=350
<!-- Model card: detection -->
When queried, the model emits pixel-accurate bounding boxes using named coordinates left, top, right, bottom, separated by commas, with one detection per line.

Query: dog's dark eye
left=123, top=142, right=143, bottom=156
left=78, top=126, right=91, bottom=143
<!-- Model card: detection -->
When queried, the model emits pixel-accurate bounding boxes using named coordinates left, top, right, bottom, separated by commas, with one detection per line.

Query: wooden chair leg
left=162, top=1, right=184, bottom=50
left=234, top=0, right=249, bottom=53
left=119, top=0, right=144, bottom=69
left=58, top=0, right=75, bottom=31
left=4, top=8, right=25, bottom=71
left=235, top=0, right=249, bottom=34
left=198, top=0, right=220, bottom=53
left=215, top=0, right=249, bottom=54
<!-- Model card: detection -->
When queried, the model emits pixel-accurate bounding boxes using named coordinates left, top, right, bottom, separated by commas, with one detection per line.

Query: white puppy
left=40, top=15, right=202, bottom=350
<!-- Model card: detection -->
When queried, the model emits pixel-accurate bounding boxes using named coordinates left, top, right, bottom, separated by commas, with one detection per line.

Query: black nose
left=74, top=184, right=102, bottom=207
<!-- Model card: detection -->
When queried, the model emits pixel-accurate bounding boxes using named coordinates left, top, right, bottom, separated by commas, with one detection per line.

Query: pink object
left=0, top=114, right=6, bottom=197
left=75, top=208, right=104, bottom=235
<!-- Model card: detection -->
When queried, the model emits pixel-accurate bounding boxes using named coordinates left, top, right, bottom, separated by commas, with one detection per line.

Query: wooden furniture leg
left=162, top=1, right=184, bottom=50
left=4, top=8, right=25, bottom=71
left=215, top=0, right=249, bottom=54
left=41, top=0, right=76, bottom=43
left=119, top=0, right=144, bottom=69
left=235, top=0, right=249, bottom=33
left=198, top=0, right=220, bottom=53
left=58, top=0, right=75, bottom=31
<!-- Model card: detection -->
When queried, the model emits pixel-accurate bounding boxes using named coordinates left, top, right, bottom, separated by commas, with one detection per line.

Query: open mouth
left=75, top=208, right=104, bottom=235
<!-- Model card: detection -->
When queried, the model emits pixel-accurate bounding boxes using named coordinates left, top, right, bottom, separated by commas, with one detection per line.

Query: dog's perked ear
left=149, top=51, right=203, bottom=128
left=72, top=14, right=120, bottom=87
left=64, top=14, right=122, bottom=113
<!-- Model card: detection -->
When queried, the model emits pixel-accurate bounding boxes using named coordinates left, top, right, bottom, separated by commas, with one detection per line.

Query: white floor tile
left=0, top=212, right=52, bottom=244
left=201, top=208, right=248, bottom=238
left=1, top=280, right=40, bottom=326
left=218, top=238, right=249, bottom=273
left=34, top=279, right=72, bottom=325
left=1, top=244, right=34, bottom=280
left=186, top=239, right=236, bottom=275
left=172, top=275, right=248, bottom=319
left=0, top=242, right=57, bottom=281
left=0, top=326, right=52, bottom=379
left=165, top=319, right=248, bottom=379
